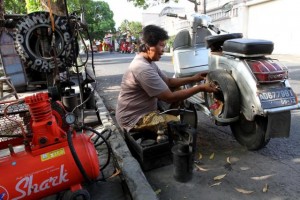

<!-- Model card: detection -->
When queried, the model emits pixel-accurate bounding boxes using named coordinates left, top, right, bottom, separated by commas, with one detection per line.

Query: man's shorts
left=132, top=111, right=179, bottom=133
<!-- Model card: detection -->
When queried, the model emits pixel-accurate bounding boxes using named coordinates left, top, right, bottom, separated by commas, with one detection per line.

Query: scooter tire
left=13, top=11, right=73, bottom=72
left=206, top=70, right=240, bottom=125
left=230, top=115, right=270, bottom=150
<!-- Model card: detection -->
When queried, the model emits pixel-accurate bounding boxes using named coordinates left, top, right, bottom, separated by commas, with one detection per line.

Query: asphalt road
left=92, top=51, right=300, bottom=200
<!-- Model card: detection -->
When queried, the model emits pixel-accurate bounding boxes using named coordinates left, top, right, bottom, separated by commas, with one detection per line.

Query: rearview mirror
left=221, top=2, right=233, bottom=13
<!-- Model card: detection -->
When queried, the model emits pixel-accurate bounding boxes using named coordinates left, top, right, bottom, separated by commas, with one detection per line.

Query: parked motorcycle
left=165, top=12, right=300, bottom=150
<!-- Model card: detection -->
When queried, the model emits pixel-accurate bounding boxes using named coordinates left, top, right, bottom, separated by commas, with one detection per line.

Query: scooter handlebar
left=208, top=24, right=221, bottom=34
left=166, top=13, right=178, bottom=18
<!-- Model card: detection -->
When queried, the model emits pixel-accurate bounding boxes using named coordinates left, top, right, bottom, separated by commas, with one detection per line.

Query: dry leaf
left=209, top=152, right=215, bottom=160
left=198, top=153, right=203, bottom=160
left=107, top=168, right=121, bottom=179
left=195, top=164, right=209, bottom=171
left=226, top=157, right=231, bottom=164
left=210, top=182, right=222, bottom=187
left=240, top=167, right=250, bottom=171
left=235, top=188, right=254, bottom=194
left=214, top=174, right=226, bottom=181
left=155, top=189, right=162, bottom=195
left=230, top=157, right=240, bottom=162
left=251, top=174, right=275, bottom=180
left=262, top=183, right=268, bottom=192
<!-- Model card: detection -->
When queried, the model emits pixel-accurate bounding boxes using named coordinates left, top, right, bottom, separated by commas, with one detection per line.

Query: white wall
left=247, top=0, right=300, bottom=54
left=206, top=0, right=300, bottom=55
left=142, top=0, right=300, bottom=55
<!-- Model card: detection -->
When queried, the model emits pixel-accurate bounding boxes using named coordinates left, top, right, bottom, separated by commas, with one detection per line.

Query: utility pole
left=187, top=0, right=200, bottom=12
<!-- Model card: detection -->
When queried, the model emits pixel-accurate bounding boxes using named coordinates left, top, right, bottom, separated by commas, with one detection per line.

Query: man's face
left=148, top=40, right=166, bottom=61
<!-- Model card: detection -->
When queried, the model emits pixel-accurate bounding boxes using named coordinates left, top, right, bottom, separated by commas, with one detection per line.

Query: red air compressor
left=0, top=93, right=100, bottom=200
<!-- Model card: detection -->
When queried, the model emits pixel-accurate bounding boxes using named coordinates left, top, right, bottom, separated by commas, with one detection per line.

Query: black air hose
left=82, top=126, right=112, bottom=171
left=67, top=129, right=92, bottom=184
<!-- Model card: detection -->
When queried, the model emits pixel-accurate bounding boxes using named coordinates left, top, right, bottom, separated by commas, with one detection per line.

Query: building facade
left=142, top=0, right=300, bottom=55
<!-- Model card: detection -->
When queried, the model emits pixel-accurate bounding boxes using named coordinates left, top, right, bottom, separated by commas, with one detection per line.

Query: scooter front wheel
left=230, top=115, right=270, bottom=150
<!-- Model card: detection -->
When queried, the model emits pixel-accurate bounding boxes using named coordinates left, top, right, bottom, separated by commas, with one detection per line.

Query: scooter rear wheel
left=230, top=115, right=270, bottom=150
left=206, top=70, right=240, bottom=125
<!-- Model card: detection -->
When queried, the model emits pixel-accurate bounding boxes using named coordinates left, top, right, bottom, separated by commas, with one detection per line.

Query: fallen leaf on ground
left=262, top=183, right=269, bottom=192
left=240, top=167, right=250, bottom=171
left=229, top=156, right=240, bottom=163
left=235, top=188, right=254, bottom=194
left=251, top=174, right=275, bottom=180
left=198, top=153, right=203, bottom=160
left=226, top=157, right=231, bottom=164
left=155, top=189, right=161, bottom=195
left=107, top=168, right=121, bottom=179
left=209, top=152, right=215, bottom=160
left=210, top=182, right=222, bottom=187
left=194, top=164, right=209, bottom=171
left=214, top=174, right=226, bottom=181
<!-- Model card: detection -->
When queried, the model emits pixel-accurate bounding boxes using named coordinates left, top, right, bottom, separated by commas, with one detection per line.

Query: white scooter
left=166, top=12, right=300, bottom=150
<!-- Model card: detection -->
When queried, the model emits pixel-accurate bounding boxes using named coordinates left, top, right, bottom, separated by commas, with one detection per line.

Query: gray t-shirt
left=116, top=54, right=169, bottom=132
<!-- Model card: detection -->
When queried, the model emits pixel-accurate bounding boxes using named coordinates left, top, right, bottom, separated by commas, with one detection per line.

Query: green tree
left=3, top=0, right=115, bottom=41
left=4, top=0, right=79, bottom=14
left=127, top=0, right=178, bottom=9
left=4, top=0, right=26, bottom=14
left=118, top=20, right=142, bottom=41
left=82, top=1, right=115, bottom=40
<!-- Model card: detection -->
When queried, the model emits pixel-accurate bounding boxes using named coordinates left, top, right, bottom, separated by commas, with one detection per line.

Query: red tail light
left=246, top=59, right=288, bottom=83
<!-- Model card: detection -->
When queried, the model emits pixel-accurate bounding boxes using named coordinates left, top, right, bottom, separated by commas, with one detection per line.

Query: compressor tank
left=0, top=133, right=100, bottom=200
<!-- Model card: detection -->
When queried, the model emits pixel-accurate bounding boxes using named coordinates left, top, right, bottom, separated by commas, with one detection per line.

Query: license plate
left=258, top=88, right=297, bottom=109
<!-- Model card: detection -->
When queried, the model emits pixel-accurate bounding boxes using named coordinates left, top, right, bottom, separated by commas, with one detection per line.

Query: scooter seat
left=205, top=33, right=243, bottom=50
left=223, top=38, right=274, bottom=57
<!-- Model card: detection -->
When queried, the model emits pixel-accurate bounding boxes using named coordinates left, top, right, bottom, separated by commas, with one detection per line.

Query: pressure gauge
left=65, top=113, right=76, bottom=125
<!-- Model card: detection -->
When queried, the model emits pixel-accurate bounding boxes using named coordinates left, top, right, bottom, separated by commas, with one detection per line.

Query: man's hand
left=202, top=82, right=220, bottom=93
left=192, top=72, right=208, bottom=82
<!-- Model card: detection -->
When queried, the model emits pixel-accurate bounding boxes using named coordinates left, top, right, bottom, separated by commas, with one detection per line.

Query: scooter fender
left=208, top=54, right=264, bottom=121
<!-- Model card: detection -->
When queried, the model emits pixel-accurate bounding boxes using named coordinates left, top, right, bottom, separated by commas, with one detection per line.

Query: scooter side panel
left=173, top=47, right=209, bottom=77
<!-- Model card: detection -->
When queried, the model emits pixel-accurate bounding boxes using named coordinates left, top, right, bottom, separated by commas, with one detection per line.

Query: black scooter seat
left=223, top=38, right=274, bottom=57
left=205, top=33, right=243, bottom=50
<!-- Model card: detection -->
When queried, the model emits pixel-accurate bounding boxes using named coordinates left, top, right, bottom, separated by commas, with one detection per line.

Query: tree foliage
left=118, top=20, right=142, bottom=41
left=127, top=0, right=179, bottom=9
left=4, top=0, right=26, bottom=14
left=81, top=1, right=115, bottom=40
left=3, top=0, right=115, bottom=40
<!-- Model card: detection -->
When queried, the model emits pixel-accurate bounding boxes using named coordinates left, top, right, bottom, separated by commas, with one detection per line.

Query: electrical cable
left=93, top=129, right=112, bottom=147
left=82, top=126, right=112, bottom=171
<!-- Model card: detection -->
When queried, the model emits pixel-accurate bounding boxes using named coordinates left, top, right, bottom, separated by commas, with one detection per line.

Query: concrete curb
left=91, top=83, right=158, bottom=200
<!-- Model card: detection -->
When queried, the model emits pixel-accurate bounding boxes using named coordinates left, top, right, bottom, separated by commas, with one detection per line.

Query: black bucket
left=171, top=143, right=193, bottom=182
